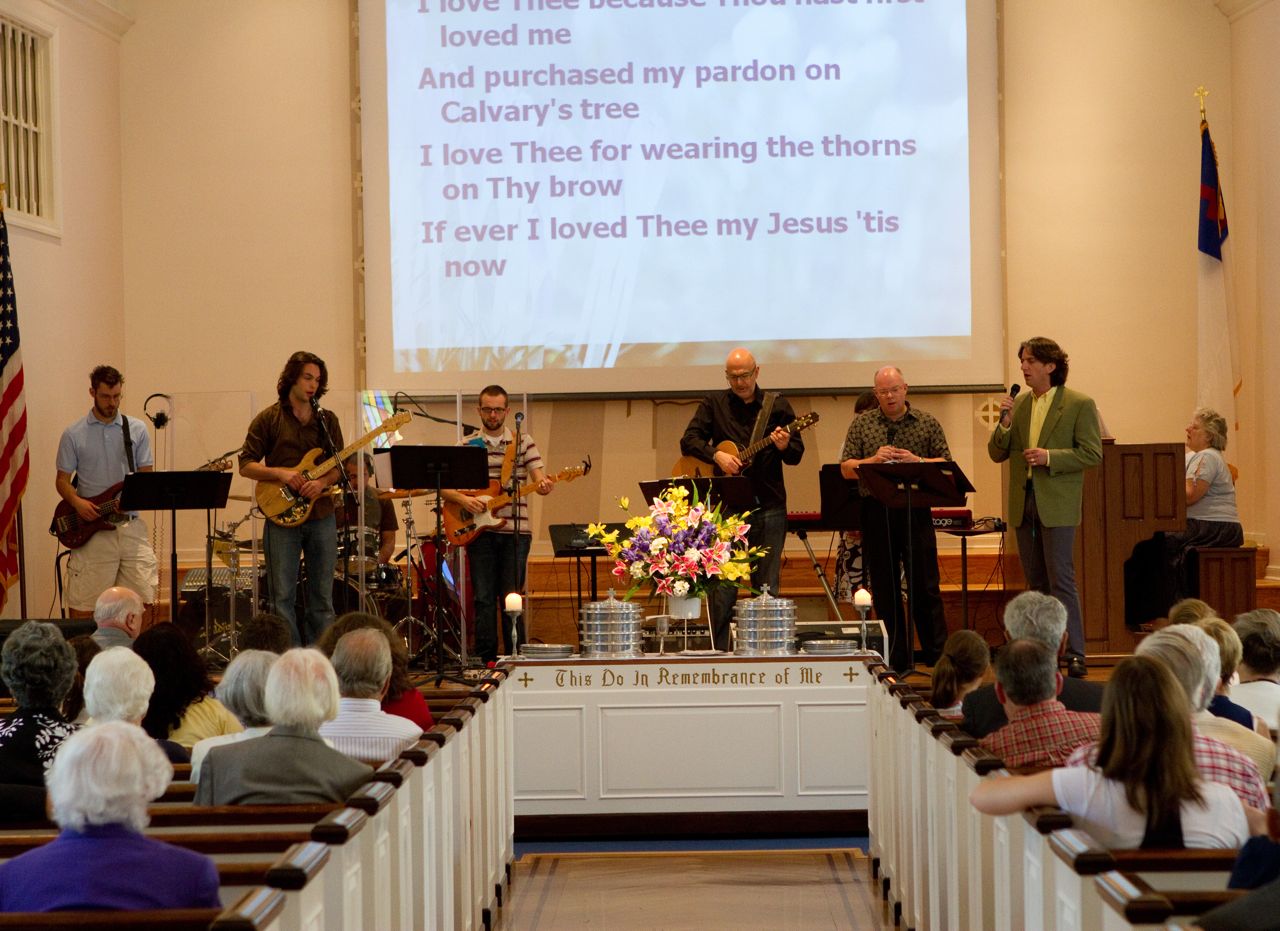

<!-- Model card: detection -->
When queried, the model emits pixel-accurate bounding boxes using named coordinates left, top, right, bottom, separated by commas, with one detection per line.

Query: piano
left=788, top=507, right=974, bottom=532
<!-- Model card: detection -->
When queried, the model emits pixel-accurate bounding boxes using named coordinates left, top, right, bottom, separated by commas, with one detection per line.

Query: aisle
left=503, top=848, right=892, bottom=930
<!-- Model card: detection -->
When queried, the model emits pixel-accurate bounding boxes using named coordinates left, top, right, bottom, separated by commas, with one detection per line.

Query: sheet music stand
left=390, top=445, right=487, bottom=684
left=120, top=471, right=232, bottom=636
left=638, top=476, right=755, bottom=514
left=857, top=461, right=974, bottom=676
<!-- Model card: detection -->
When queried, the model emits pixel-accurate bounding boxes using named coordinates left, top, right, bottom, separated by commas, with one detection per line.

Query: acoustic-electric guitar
left=670, top=411, right=819, bottom=477
left=255, top=411, right=411, bottom=528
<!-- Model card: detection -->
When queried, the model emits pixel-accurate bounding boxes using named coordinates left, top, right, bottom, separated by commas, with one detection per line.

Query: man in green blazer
left=988, top=337, right=1102, bottom=677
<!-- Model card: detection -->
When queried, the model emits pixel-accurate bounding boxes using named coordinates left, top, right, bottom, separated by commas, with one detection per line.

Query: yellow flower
left=586, top=522, right=606, bottom=538
left=600, top=529, right=619, bottom=546
left=617, top=495, right=630, bottom=511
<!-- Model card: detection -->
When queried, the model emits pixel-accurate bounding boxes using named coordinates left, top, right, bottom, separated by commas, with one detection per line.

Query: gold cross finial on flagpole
left=1194, top=86, right=1210, bottom=121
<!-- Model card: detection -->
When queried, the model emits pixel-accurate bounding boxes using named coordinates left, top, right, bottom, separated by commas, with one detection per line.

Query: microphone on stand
left=514, top=411, right=524, bottom=424
left=1000, top=383, right=1020, bottom=427
left=310, top=396, right=321, bottom=412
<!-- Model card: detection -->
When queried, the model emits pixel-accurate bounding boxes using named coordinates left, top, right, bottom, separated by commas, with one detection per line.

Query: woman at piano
left=1165, top=408, right=1244, bottom=602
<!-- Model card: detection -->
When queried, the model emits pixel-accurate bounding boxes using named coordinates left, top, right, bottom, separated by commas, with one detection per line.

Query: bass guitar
left=256, top=411, right=411, bottom=528
left=50, top=455, right=233, bottom=550
left=670, top=411, right=819, bottom=478
left=443, top=461, right=590, bottom=547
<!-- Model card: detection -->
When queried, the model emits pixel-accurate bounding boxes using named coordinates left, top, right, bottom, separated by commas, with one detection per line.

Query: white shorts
left=65, top=518, right=159, bottom=611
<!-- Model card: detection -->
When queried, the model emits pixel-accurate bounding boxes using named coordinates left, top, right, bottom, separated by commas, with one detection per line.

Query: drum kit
left=182, top=487, right=465, bottom=666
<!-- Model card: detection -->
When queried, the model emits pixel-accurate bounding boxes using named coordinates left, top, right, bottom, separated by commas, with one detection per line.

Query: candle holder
left=504, top=592, right=523, bottom=657
left=853, top=587, right=874, bottom=657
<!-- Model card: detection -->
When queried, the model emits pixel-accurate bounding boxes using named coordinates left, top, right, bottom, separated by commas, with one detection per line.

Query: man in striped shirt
left=319, top=629, right=421, bottom=763
left=442, top=386, right=553, bottom=663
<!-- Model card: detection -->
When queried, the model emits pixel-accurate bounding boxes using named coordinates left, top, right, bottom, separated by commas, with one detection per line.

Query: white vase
left=667, top=594, right=703, bottom=619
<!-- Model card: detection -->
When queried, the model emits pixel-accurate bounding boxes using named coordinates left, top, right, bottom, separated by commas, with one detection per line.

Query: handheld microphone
left=885, top=425, right=897, bottom=446
left=1000, top=383, right=1020, bottom=427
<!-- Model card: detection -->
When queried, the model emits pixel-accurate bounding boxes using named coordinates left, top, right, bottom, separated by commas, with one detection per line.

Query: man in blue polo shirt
left=55, top=365, right=158, bottom=620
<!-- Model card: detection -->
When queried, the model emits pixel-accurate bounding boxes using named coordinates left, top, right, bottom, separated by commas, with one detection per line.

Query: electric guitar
left=50, top=456, right=233, bottom=550
left=443, top=461, right=590, bottom=547
left=671, top=412, right=819, bottom=478
left=256, top=411, right=411, bottom=528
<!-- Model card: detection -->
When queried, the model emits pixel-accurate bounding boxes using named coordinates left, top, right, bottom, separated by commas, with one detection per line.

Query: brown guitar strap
left=748, top=392, right=778, bottom=450
left=500, top=436, right=517, bottom=486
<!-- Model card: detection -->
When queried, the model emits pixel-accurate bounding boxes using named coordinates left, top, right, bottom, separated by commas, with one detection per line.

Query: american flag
left=0, top=208, right=28, bottom=612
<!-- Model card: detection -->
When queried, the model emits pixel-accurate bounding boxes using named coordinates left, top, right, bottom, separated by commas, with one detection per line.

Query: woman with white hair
left=190, top=650, right=278, bottom=781
left=195, top=648, right=372, bottom=805
left=0, top=721, right=219, bottom=911
left=83, top=648, right=189, bottom=763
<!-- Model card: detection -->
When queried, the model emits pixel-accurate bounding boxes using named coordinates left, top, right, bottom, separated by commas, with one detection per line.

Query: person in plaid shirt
left=980, top=640, right=1100, bottom=769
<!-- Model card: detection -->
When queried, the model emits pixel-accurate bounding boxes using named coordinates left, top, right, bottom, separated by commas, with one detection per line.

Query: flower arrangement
left=587, top=486, right=764, bottom=599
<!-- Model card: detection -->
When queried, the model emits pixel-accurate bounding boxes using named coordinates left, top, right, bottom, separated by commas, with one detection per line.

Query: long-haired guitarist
left=440, top=385, right=553, bottom=664
left=55, top=365, right=159, bottom=619
left=238, top=351, right=345, bottom=646
left=678, top=348, right=805, bottom=650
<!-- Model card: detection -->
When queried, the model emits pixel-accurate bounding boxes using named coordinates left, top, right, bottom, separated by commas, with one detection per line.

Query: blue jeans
left=264, top=514, right=337, bottom=646
left=467, top=532, right=531, bottom=662
left=708, top=503, right=786, bottom=651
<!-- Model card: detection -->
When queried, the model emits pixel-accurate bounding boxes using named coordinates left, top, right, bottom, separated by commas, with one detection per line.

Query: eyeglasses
left=725, top=369, right=757, bottom=383
left=874, top=385, right=906, bottom=398
left=479, top=406, right=507, bottom=415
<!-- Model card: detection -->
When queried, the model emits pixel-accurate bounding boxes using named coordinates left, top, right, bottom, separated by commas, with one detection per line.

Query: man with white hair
left=89, top=586, right=144, bottom=650
left=0, top=721, right=219, bottom=911
left=319, top=629, right=422, bottom=763
left=960, top=591, right=1104, bottom=738
left=1064, top=625, right=1271, bottom=810
left=195, top=648, right=372, bottom=805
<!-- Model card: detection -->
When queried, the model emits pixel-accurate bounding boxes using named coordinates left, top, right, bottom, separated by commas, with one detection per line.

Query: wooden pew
left=0, top=886, right=286, bottom=930
left=1096, top=871, right=1246, bottom=931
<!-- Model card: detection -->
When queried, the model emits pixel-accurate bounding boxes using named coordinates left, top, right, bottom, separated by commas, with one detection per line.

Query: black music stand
left=792, top=465, right=864, bottom=625
left=120, top=471, right=232, bottom=628
left=390, top=445, right=487, bottom=685
left=857, top=461, right=974, bottom=676
left=638, top=476, right=755, bottom=514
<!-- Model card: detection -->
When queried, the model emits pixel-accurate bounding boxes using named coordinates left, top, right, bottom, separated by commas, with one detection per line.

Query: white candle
left=504, top=592, right=523, bottom=613
left=854, top=587, right=872, bottom=609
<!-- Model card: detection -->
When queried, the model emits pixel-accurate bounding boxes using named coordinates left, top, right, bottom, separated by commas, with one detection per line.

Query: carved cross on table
left=518, top=672, right=534, bottom=688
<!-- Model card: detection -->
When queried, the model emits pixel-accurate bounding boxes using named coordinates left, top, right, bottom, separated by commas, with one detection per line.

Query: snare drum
left=337, top=527, right=380, bottom=576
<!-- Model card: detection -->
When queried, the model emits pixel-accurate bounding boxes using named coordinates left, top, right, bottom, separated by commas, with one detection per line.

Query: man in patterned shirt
left=1065, top=626, right=1271, bottom=810
left=443, top=385, right=553, bottom=663
left=980, top=640, right=1100, bottom=769
left=839, top=366, right=951, bottom=671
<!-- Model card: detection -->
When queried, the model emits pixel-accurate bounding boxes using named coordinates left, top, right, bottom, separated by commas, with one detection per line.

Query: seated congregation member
left=1169, top=597, right=1218, bottom=627
left=236, top=613, right=293, bottom=654
left=190, top=650, right=278, bottom=781
left=0, top=722, right=219, bottom=912
left=1231, top=609, right=1280, bottom=734
left=90, top=585, right=145, bottom=651
left=319, top=629, right=423, bottom=763
left=62, top=634, right=101, bottom=725
left=980, top=640, right=1100, bottom=769
left=195, top=648, right=372, bottom=806
left=1149, top=625, right=1275, bottom=781
left=929, top=630, right=990, bottom=719
left=1065, top=626, right=1270, bottom=810
left=1193, top=616, right=1273, bottom=738
left=971, top=656, right=1260, bottom=848
left=83, top=648, right=188, bottom=763
left=961, top=591, right=1103, bottom=739
left=0, top=621, right=78, bottom=786
left=134, top=623, right=242, bottom=750
left=317, top=612, right=433, bottom=730
left=1165, top=408, right=1243, bottom=601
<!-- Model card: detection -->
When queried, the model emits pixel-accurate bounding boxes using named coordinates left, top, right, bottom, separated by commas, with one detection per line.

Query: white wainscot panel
left=795, top=701, right=868, bottom=796
left=599, top=703, right=783, bottom=798
left=513, top=706, right=586, bottom=799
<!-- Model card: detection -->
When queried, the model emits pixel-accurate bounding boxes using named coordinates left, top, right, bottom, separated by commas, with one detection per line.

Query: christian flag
left=0, top=207, right=28, bottom=612
left=1196, top=120, right=1237, bottom=426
